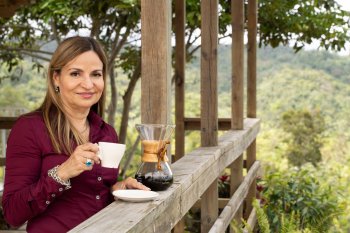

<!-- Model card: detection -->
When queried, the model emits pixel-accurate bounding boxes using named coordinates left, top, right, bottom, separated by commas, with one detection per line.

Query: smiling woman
left=53, top=50, right=105, bottom=125
left=1, top=36, right=150, bottom=233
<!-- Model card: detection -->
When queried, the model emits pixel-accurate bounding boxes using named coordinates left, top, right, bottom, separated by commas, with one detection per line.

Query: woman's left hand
left=111, top=177, right=150, bottom=191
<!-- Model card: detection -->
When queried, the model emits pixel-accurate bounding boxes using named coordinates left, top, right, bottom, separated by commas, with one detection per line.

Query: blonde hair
left=38, top=36, right=107, bottom=154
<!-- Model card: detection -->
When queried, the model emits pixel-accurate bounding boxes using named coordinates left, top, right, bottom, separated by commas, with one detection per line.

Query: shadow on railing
left=69, top=118, right=260, bottom=233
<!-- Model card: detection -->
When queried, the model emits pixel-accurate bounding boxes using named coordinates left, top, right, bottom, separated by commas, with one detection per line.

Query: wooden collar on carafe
left=141, top=140, right=170, bottom=162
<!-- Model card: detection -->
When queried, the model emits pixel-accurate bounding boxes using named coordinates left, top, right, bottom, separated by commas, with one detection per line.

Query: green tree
left=258, top=0, right=350, bottom=52
left=261, top=166, right=342, bottom=232
left=0, top=0, right=349, bottom=145
left=0, top=0, right=141, bottom=144
left=281, top=109, right=325, bottom=167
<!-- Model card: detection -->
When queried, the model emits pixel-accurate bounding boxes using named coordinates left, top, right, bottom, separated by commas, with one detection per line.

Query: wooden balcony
left=69, top=118, right=260, bottom=232
left=0, top=0, right=259, bottom=231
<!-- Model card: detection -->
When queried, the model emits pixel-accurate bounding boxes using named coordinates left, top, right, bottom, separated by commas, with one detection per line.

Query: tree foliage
left=261, top=166, right=342, bottom=232
left=0, top=0, right=142, bottom=143
left=258, top=0, right=350, bottom=52
left=281, top=109, right=325, bottom=167
left=0, top=0, right=349, bottom=141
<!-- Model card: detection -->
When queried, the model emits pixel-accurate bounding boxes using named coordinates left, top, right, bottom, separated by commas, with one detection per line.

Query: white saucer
left=113, top=189, right=159, bottom=202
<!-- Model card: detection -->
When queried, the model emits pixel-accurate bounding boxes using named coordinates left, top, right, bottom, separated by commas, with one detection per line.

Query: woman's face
left=54, top=51, right=104, bottom=114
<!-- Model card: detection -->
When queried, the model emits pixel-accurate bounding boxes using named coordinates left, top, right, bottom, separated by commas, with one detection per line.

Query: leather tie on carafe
left=141, top=140, right=170, bottom=170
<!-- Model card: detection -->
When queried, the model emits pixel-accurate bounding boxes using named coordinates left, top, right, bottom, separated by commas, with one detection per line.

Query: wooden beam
left=69, top=119, right=260, bottom=233
left=200, top=0, right=218, bottom=147
left=174, top=0, right=186, bottom=162
left=0, top=158, right=5, bottom=166
left=230, top=154, right=243, bottom=229
left=243, top=208, right=257, bottom=233
left=192, top=198, right=230, bottom=210
left=184, top=118, right=231, bottom=131
left=0, top=0, right=36, bottom=19
left=0, top=117, right=17, bottom=129
left=201, top=0, right=219, bottom=232
left=232, top=0, right=245, bottom=130
left=245, top=140, right=256, bottom=219
left=140, top=0, right=171, bottom=125
left=208, top=161, right=260, bottom=233
left=247, top=0, right=257, bottom=118
left=0, top=6, right=16, bottom=18
left=174, top=1, right=186, bottom=231
left=245, top=0, right=258, bottom=219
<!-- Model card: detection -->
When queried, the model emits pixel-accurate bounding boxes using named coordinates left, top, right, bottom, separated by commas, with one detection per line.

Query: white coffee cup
left=98, top=142, right=126, bottom=168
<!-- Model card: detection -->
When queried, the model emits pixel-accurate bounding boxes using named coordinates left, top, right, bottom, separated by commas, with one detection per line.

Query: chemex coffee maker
left=135, top=124, right=175, bottom=191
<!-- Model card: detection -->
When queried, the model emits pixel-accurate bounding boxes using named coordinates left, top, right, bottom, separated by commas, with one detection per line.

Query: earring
left=55, top=86, right=60, bottom=93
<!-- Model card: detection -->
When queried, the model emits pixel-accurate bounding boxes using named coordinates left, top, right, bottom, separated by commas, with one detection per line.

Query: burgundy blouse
left=2, top=111, right=119, bottom=233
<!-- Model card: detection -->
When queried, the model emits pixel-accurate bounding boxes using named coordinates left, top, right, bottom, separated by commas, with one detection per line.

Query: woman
left=2, top=36, right=148, bottom=232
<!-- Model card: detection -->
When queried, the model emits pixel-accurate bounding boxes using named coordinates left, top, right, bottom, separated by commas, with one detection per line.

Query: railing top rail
left=69, top=118, right=260, bottom=233
left=0, top=116, right=17, bottom=129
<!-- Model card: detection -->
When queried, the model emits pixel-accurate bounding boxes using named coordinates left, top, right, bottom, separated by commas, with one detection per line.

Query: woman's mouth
left=78, top=92, right=94, bottom=99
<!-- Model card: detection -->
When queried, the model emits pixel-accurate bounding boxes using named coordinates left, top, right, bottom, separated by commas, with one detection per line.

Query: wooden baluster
left=200, top=0, right=219, bottom=232
left=174, top=0, right=186, bottom=231
left=231, top=0, right=245, bottom=229
left=174, top=0, right=186, bottom=163
left=245, top=0, right=258, bottom=221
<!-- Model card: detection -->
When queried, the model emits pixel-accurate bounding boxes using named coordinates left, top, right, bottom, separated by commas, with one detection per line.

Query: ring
left=85, top=158, right=92, bottom=167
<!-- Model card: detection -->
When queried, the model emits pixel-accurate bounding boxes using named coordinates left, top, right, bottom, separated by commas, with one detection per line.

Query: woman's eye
left=70, top=72, right=80, bottom=77
left=92, top=73, right=102, bottom=78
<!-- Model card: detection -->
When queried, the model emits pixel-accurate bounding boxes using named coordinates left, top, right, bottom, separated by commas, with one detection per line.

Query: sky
left=337, top=0, right=350, bottom=10
left=303, top=0, right=350, bottom=55
left=336, top=0, right=350, bottom=54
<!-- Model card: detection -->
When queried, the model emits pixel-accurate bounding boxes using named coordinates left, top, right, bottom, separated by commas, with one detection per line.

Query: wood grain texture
left=201, top=181, right=219, bottom=233
left=230, top=154, right=243, bottom=228
left=69, top=119, right=260, bottom=233
left=247, top=0, right=257, bottom=118
left=140, top=0, right=171, bottom=124
left=243, top=208, right=257, bottom=233
left=232, top=0, right=244, bottom=130
left=245, top=141, right=257, bottom=219
left=200, top=1, right=219, bottom=230
left=0, top=117, right=17, bottom=129
left=184, top=118, right=231, bottom=131
left=200, top=0, right=218, bottom=147
left=208, top=161, right=260, bottom=233
left=174, top=0, right=186, bottom=162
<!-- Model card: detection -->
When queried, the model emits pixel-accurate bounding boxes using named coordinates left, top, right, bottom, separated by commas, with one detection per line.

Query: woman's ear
left=53, top=71, right=60, bottom=86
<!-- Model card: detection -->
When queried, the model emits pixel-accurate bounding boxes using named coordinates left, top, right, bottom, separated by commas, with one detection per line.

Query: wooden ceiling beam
left=0, top=0, right=36, bottom=19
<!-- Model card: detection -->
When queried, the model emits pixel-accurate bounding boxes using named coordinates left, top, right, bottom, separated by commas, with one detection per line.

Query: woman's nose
left=81, top=76, right=94, bottom=89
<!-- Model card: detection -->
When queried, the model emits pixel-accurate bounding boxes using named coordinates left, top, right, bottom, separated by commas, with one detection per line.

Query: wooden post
left=174, top=0, right=186, bottom=162
left=245, top=0, right=258, bottom=220
left=229, top=155, right=243, bottom=229
left=232, top=0, right=244, bottom=130
left=174, top=1, right=186, bottom=232
left=231, top=0, right=245, bottom=227
left=247, top=0, right=257, bottom=119
left=141, top=0, right=171, bottom=125
left=201, top=1, right=218, bottom=147
left=200, top=0, right=218, bottom=232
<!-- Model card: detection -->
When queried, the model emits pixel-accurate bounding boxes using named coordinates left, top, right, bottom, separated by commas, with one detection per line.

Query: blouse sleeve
left=2, top=116, right=67, bottom=227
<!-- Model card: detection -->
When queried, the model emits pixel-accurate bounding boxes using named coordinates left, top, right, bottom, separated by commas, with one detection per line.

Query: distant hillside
left=185, top=45, right=350, bottom=139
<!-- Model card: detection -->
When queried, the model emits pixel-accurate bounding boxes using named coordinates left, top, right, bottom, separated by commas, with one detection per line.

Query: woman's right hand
left=56, top=143, right=100, bottom=181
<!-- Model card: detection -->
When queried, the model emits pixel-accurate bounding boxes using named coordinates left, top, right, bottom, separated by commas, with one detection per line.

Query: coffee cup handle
left=96, top=143, right=103, bottom=161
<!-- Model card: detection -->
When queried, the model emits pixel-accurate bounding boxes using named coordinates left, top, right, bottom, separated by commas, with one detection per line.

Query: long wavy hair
left=38, top=36, right=107, bottom=154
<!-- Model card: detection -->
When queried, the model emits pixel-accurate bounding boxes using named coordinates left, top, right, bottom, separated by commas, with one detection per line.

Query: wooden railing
left=0, top=117, right=17, bottom=129
left=69, top=118, right=260, bottom=233
left=0, top=117, right=16, bottom=166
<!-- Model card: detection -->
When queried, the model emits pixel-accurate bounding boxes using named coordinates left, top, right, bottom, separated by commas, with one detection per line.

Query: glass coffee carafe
left=134, top=124, right=175, bottom=191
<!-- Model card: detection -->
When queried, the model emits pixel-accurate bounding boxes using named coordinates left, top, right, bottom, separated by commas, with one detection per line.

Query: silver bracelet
left=48, top=165, right=71, bottom=190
